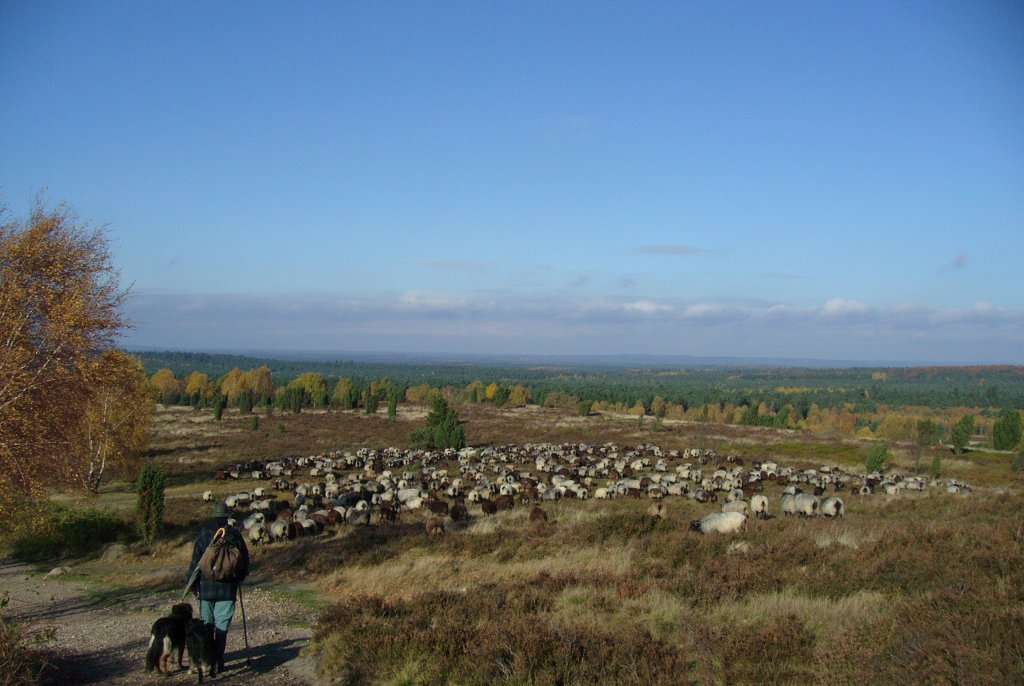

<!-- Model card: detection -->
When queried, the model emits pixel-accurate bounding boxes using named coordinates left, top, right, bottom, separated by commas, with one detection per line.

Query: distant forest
left=137, top=351, right=1024, bottom=417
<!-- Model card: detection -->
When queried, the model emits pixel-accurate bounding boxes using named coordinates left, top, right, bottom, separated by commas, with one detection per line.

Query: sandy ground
left=2, top=556, right=320, bottom=685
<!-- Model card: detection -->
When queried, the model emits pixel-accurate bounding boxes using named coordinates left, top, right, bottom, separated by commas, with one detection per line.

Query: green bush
left=5, top=503, right=126, bottom=561
left=136, top=462, right=165, bottom=546
left=250, top=416, right=259, bottom=431
left=1012, top=451, right=1024, bottom=473
left=578, top=400, right=593, bottom=416
left=866, top=444, right=889, bottom=473
left=411, top=397, right=465, bottom=450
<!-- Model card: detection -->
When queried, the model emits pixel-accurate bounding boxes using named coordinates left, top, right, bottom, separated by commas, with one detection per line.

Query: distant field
left=96, top=405, right=1024, bottom=684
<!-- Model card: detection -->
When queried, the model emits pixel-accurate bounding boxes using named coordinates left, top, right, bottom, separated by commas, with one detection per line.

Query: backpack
left=198, top=527, right=246, bottom=582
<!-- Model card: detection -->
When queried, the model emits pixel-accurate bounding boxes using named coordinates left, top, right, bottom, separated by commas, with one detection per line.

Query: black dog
left=145, top=602, right=193, bottom=673
left=185, top=619, right=218, bottom=682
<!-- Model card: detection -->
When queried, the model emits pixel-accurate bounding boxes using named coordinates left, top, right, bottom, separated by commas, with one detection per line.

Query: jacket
left=186, top=517, right=250, bottom=602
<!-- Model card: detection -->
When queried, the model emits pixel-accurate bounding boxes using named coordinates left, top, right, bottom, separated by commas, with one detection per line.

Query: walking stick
left=237, top=582, right=252, bottom=666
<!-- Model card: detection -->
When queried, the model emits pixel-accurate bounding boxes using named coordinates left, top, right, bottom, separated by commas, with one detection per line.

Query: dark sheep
left=425, top=517, right=446, bottom=536
left=480, top=499, right=498, bottom=516
left=529, top=506, right=548, bottom=524
left=450, top=502, right=470, bottom=522
left=424, top=499, right=450, bottom=516
left=494, top=495, right=515, bottom=511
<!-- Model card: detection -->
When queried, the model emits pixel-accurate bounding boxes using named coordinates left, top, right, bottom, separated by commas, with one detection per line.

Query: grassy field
left=25, top=404, right=1024, bottom=685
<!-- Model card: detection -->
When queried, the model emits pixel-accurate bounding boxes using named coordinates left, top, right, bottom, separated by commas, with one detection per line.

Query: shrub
left=993, top=410, right=1023, bottom=451
left=1012, top=450, right=1024, bottom=473
left=951, top=414, right=974, bottom=454
left=578, top=400, right=593, bottom=417
left=866, top=444, right=889, bottom=473
left=4, top=503, right=126, bottom=560
left=410, top=398, right=465, bottom=450
left=0, top=592, right=53, bottom=686
left=250, top=416, right=259, bottom=431
left=136, top=462, right=165, bottom=547
left=930, top=454, right=942, bottom=479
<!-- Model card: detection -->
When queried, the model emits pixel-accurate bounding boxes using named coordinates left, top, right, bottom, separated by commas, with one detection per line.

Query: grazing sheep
left=425, top=517, right=446, bottom=536
left=781, top=494, right=798, bottom=516
left=346, top=508, right=370, bottom=526
left=480, top=499, right=498, bottom=516
left=722, top=500, right=748, bottom=515
left=647, top=502, right=665, bottom=521
left=821, top=496, right=845, bottom=518
left=795, top=493, right=820, bottom=517
left=377, top=502, right=399, bottom=524
left=449, top=501, right=470, bottom=522
left=424, top=499, right=450, bottom=516
left=494, top=494, right=515, bottom=511
left=202, top=491, right=214, bottom=503
left=690, top=511, right=746, bottom=535
left=750, top=494, right=770, bottom=519
left=269, top=519, right=290, bottom=542
left=247, top=522, right=268, bottom=544
left=529, top=506, right=548, bottom=524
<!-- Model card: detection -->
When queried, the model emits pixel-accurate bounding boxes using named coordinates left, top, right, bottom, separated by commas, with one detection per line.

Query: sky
left=2, top=1, right=1023, bottom=364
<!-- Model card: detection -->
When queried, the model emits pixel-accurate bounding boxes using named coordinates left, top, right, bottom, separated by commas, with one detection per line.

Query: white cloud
left=122, top=290, right=1024, bottom=363
left=822, top=298, right=870, bottom=317
left=625, top=300, right=673, bottom=314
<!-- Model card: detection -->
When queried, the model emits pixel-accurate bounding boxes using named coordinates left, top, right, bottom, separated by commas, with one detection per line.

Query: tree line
left=144, top=359, right=1024, bottom=452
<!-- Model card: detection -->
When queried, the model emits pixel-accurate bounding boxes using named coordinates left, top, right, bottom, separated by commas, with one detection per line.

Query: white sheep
left=269, top=520, right=290, bottom=541
left=794, top=493, right=820, bottom=516
left=750, top=494, right=770, bottom=519
left=821, top=496, right=844, bottom=517
left=781, top=494, right=798, bottom=516
left=722, top=500, right=749, bottom=515
left=202, top=491, right=214, bottom=503
left=247, top=521, right=268, bottom=544
left=690, top=511, right=746, bottom=535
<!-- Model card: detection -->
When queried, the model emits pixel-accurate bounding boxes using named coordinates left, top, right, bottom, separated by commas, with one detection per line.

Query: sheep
left=690, top=511, right=746, bottom=535
left=346, top=508, right=371, bottom=526
left=647, top=502, right=665, bottom=521
left=529, top=506, right=548, bottom=524
left=722, top=500, right=748, bottom=515
left=425, top=517, right=446, bottom=536
left=377, top=502, right=399, bottom=524
left=424, top=499, right=450, bottom=516
left=821, top=496, right=845, bottom=518
left=480, top=499, right=498, bottom=516
left=750, top=494, right=770, bottom=520
left=269, top=519, right=291, bottom=542
left=449, top=501, right=470, bottom=522
left=202, top=491, right=214, bottom=503
left=247, top=522, right=268, bottom=544
left=794, top=493, right=820, bottom=517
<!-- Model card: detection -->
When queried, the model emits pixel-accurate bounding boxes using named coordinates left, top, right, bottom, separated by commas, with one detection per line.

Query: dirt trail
left=2, top=556, right=320, bottom=685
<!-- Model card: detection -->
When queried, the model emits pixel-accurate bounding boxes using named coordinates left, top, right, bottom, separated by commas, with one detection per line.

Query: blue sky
left=2, top=1, right=1023, bottom=363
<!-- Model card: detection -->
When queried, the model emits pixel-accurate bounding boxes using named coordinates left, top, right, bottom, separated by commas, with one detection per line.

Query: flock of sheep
left=201, top=441, right=972, bottom=543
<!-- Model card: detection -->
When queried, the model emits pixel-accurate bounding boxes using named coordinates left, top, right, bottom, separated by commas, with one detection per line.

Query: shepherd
left=185, top=501, right=250, bottom=674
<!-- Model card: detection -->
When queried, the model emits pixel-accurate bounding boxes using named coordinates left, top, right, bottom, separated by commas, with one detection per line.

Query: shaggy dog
left=145, top=603, right=193, bottom=673
left=185, top=619, right=218, bottom=682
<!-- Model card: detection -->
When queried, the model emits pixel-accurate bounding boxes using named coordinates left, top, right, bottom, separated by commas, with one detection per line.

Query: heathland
left=4, top=397, right=1023, bottom=685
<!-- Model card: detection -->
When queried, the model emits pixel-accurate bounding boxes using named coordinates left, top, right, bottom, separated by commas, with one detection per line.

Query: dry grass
left=75, top=405, right=1024, bottom=685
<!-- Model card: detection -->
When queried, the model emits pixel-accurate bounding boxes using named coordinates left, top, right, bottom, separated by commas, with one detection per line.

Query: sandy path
left=2, top=557, right=320, bottom=685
